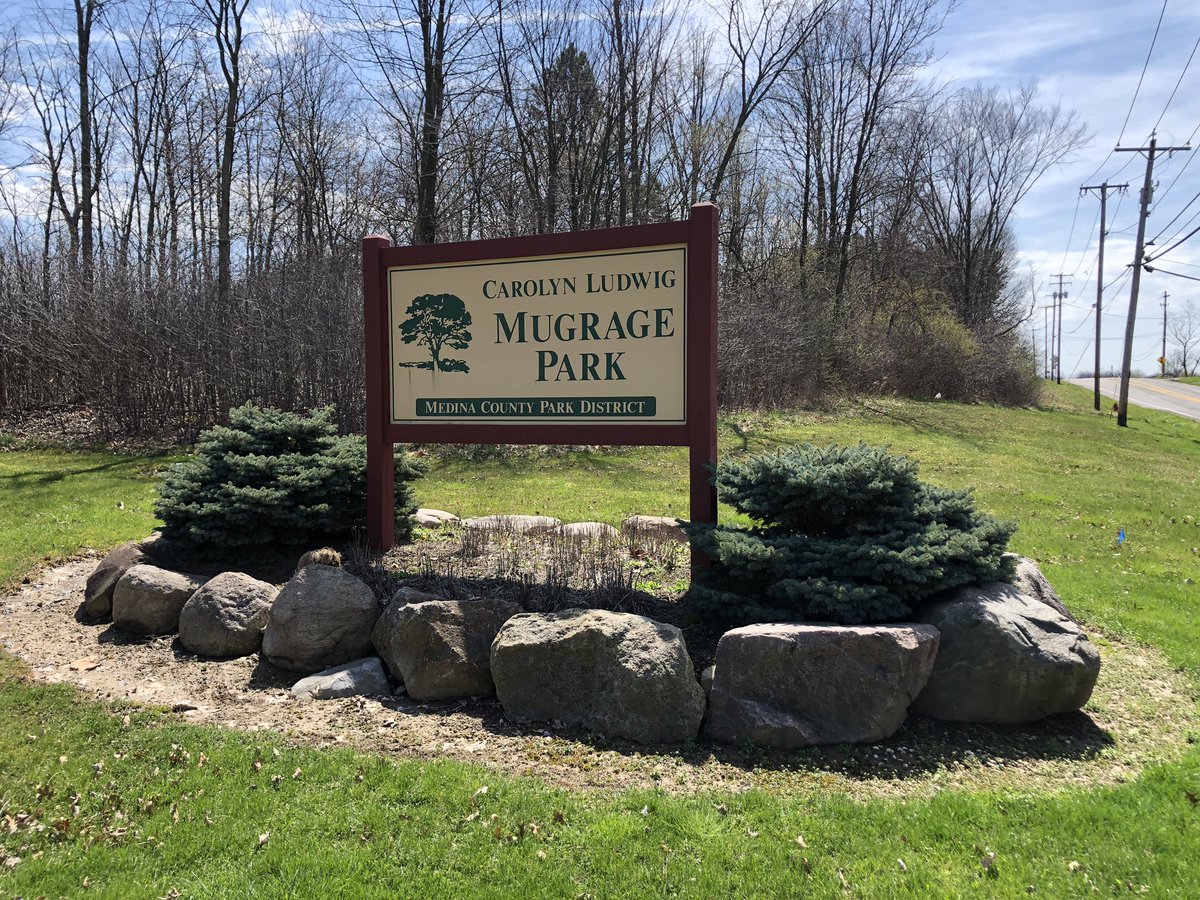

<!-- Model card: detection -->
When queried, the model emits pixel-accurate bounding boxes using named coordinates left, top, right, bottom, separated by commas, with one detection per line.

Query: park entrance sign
left=363, top=203, right=718, bottom=551
left=388, top=244, right=686, bottom=423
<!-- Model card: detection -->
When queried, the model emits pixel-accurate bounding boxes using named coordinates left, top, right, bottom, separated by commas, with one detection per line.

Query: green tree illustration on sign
left=397, top=293, right=473, bottom=373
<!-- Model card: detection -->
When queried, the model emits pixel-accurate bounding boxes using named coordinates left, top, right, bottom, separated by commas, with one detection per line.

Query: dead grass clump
left=345, top=523, right=689, bottom=618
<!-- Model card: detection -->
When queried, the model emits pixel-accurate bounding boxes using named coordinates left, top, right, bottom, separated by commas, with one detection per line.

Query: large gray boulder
left=262, top=565, right=380, bottom=673
left=111, top=564, right=205, bottom=635
left=82, top=542, right=146, bottom=618
left=290, top=657, right=392, bottom=700
left=178, top=572, right=277, bottom=658
left=374, top=598, right=521, bottom=701
left=703, top=624, right=940, bottom=748
left=490, top=609, right=706, bottom=744
left=369, top=587, right=453, bottom=688
left=911, top=582, right=1101, bottom=724
left=461, top=514, right=561, bottom=534
left=555, top=522, right=621, bottom=541
left=1012, top=557, right=1075, bottom=621
left=413, top=508, right=459, bottom=528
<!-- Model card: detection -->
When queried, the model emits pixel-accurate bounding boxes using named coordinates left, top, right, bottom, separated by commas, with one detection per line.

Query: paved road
left=1068, top=377, right=1200, bottom=422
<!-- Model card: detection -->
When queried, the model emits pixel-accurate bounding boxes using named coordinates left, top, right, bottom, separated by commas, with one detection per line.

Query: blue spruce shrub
left=155, top=404, right=422, bottom=548
left=688, top=443, right=1015, bottom=625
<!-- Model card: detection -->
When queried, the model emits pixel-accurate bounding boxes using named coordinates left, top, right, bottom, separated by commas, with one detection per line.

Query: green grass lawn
left=0, top=450, right=173, bottom=590
left=2, top=673, right=1197, bottom=898
left=1173, top=375, right=1200, bottom=386
left=2, top=388, right=1199, bottom=897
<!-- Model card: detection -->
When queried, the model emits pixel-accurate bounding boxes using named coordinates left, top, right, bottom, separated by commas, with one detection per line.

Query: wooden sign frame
left=363, top=202, right=718, bottom=552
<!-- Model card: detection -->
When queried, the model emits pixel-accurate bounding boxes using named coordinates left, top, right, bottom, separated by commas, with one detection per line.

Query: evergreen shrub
left=688, top=443, right=1016, bottom=625
left=155, top=404, right=422, bottom=549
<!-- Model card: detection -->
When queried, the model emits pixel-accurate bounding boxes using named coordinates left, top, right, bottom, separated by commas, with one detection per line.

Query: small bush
left=155, top=404, right=422, bottom=549
left=689, top=443, right=1015, bottom=625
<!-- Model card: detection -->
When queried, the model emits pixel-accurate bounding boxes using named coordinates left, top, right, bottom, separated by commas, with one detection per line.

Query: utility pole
left=1052, top=273, right=1071, bottom=383
left=1042, top=304, right=1054, bottom=377
left=1080, top=182, right=1129, bottom=409
left=1161, top=291, right=1169, bottom=376
left=1114, top=135, right=1192, bottom=426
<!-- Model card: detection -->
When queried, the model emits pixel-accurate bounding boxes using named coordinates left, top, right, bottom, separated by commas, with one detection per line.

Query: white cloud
left=932, top=0, right=1200, bottom=372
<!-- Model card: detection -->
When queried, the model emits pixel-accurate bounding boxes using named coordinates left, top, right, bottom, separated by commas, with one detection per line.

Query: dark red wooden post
left=365, top=212, right=718, bottom=556
left=363, top=234, right=395, bottom=551
left=687, top=202, right=719, bottom=566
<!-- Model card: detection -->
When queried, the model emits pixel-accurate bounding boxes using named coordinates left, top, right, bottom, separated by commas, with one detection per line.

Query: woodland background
left=0, top=0, right=1087, bottom=438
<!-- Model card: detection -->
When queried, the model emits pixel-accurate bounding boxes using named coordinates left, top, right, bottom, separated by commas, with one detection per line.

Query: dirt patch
left=2, top=558, right=1197, bottom=801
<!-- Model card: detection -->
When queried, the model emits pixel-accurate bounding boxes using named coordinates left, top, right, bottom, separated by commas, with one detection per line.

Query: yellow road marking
left=1138, top=382, right=1200, bottom=405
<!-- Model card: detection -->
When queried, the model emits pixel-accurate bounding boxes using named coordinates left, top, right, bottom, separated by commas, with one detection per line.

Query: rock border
left=77, top=530, right=1102, bottom=746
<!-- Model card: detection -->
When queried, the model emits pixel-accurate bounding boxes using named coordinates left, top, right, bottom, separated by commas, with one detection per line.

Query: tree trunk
left=74, top=0, right=96, bottom=271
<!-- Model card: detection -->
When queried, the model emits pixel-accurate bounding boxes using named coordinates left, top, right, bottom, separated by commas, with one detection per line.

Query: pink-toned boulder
left=555, top=522, right=621, bottom=541
left=413, top=508, right=460, bottom=528
left=461, top=514, right=561, bottom=534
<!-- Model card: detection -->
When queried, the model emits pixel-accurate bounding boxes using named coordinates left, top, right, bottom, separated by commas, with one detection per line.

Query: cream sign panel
left=387, top=245, right=687, bottom=424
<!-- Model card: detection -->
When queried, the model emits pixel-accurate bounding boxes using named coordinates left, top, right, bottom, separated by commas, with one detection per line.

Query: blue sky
left=935, top=0, right=1200, bottom=374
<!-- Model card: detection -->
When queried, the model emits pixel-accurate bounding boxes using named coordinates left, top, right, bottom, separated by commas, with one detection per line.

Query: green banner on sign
left=414, top=397, right=657, bottom=418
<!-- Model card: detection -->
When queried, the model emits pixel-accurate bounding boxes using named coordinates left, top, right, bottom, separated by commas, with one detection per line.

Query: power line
left=1081, top=135, right=1141, bottom=192
left=1071, top=202, right=1104, bottom=277
left=1066, top=339, right=1092, bottom=378
left=1145, top=266, right=1200, bottom=282
left=1059, top=194, right=1082, bottom=274
left=1078, top=22, right=1168, bottom=190
left=1110, top=187, right=1128, bottom=228
left=1117, top=0, right=1169, bottom=147
left=1154, top=32, right=1200, bottom=132
left=1148, top=221, right=1200, bottom=262
left=1148, top=186, right=1200, bottom=244
left=1148, top=120, right=1200, bottom=212
left=1064, top=332, right=1161, bottom=341
left=1104, top=266, right=1133, bottom=292
left=1064, top=304, right=1095, bottom=335
left=1137, top=344, right=1163, bottom=363
left=1156, top=202, right=1200, bottom=252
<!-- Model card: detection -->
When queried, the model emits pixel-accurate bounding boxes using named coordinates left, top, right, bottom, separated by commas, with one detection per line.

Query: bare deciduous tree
left=0, top=0, right=1077, bottom=434
left=1169, top=301, right=1199, bottom=376
left=708, top=0, right=831, bottom=201
left=197, top=0, right=251, bottom=302
left=917, top=83, right=1088, bottom=334
left=777, top=0, right=948, bottom=304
